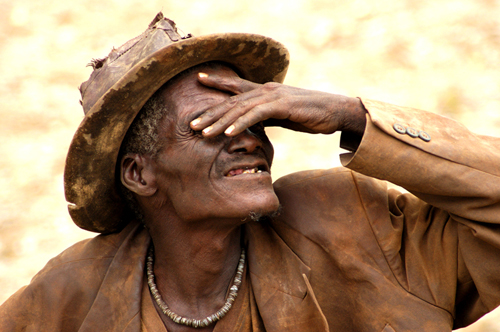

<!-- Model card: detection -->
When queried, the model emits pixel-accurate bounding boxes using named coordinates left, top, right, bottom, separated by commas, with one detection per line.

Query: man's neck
left=146, top=215, right=244, bottom=322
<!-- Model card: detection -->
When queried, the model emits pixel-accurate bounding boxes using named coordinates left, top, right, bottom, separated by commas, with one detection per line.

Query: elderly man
left=1, top=12, right=500, bottom=332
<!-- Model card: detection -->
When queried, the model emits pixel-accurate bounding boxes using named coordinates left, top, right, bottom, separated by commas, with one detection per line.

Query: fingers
left=197, top=72, right=261, bottom=94
left=191, top=81, right=283, bottom=137
left=190, top=96, right=246, bottom=135
left=192, top=95, right=283, bottom=137
left=191, top=76, right=293, bottom=137
left=191, top=76, right=347, bottom=138
left=216, top=101, right=289, bottom=137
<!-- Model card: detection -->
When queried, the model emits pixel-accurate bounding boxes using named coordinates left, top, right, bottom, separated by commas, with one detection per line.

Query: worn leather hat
left=64, top=12, right=289, bottom=233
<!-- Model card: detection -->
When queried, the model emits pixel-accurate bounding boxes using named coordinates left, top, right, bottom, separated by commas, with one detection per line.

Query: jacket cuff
left=339, top=98, right=500, bottom=186
left=339, top=97, right=441, bottom=172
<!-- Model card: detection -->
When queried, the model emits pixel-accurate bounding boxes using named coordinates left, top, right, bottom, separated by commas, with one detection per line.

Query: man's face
left=149, top=66, right=280, bottom=224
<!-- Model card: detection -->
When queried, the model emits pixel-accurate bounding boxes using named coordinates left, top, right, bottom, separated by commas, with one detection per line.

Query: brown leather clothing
left=2, top=99, right=500, bottom=331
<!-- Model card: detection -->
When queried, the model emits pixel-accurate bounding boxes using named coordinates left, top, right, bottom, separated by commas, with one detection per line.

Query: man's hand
left=190, top=72, right=367, bottom=138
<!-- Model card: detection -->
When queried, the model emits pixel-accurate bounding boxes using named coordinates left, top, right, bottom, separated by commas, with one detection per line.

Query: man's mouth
left=226, top=166, right=267, bottom=177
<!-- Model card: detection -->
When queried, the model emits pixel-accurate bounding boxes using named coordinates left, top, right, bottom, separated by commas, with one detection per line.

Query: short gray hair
left=117, top=89, right=169, bottom=222
left=120, top=92, right=169, bottom=158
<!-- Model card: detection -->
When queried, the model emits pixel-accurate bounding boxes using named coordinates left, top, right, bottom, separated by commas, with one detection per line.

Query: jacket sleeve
left=341, top=98, right=500, bottom=329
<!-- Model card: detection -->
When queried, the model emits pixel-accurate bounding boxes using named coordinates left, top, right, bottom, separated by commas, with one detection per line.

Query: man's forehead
left=165, top=62, right=237, bottom=92
left=161, top=65, right=236, bottom=117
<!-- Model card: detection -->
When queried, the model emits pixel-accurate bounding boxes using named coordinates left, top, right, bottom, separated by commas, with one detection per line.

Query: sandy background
left=1, top=0, right=500, bottom=330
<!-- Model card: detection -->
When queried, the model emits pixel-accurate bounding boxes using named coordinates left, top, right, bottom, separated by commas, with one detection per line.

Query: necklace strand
left=146, top=245, right=245, bottom=328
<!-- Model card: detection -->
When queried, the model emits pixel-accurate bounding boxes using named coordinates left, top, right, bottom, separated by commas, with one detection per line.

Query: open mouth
left=225, top=165, right=268, bottom=177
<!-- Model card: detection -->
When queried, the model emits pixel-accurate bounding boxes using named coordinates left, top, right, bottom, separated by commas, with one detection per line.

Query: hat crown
left=79, top=13, right=191, bottom=114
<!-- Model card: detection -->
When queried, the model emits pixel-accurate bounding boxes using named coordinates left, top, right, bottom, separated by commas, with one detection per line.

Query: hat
left=64, top=13, right=290, bottom=233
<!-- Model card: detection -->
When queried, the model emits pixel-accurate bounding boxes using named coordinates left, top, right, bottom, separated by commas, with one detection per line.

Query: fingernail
left=225, top=125, right=235, bottom=135
left=191, top=118, right=201, bottom=127
left=203, top=126, right=213, bottom=134
left=198, top=72, right=208, bottom=78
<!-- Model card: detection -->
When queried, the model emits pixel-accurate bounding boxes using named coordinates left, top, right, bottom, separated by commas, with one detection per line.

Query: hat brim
left=64, top=33, right=289, bottom=233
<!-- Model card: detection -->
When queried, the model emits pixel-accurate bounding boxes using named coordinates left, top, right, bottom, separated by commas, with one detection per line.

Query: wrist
left=340, top=97, right=367, bottom=136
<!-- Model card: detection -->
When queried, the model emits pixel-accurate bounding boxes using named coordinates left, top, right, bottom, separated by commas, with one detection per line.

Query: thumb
left=197, top=72, right=261, bottom=94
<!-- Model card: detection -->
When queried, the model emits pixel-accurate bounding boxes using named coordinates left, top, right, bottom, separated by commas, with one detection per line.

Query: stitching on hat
left=109, top=36, right=146, bottom=64
left=80, top=16, right=164, bottom=98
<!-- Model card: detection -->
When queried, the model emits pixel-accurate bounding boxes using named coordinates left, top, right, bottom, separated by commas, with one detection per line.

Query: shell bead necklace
left=146, top=245, right=246, bottom=328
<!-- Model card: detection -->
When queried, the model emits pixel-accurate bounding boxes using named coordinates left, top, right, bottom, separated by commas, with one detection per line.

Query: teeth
left=242, top=167, right=258, bottom=174
left=227, top=167, right=263, bottom=176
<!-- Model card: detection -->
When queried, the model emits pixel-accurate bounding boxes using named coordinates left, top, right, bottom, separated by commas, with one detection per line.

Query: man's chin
left=243, top=204, right=282, bottom=223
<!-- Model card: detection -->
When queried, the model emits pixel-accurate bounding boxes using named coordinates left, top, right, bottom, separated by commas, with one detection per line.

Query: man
left=1, top=12, right=500, bottom=332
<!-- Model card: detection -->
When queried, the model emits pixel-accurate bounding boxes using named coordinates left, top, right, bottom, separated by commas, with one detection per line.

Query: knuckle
left=252, top=104, right=267, bottom=114
left=227, top=96, right=239, bottom=106
left=237, top=100, right=249, bottom=110
left=262, top=82, right=280, bottom=91
left=235, top=78, right=245, bottom=89
left=204, top=109, right=215, bottom=118
left=221, top=78, right=234, bottom=88
left=220, top=77, right=241, bottom=92
left=217, top=114, right=231, bottom=126
left=232, top=78, right=251, bottom=93
left=238, top=117, right=253, bottom=130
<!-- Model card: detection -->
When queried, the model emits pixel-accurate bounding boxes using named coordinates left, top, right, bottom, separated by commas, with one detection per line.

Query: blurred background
left=1, top=0, right=499, bottom=330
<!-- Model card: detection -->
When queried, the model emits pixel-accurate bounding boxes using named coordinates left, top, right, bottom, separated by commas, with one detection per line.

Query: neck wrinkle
left=148, top=223, right=243, bottom=318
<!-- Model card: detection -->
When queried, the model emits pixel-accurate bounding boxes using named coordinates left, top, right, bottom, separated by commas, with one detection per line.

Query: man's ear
left=120, top=153, right=157, bottom=197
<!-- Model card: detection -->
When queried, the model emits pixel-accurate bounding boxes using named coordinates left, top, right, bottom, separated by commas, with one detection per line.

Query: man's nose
left=227, top=129, right=262, bottom=154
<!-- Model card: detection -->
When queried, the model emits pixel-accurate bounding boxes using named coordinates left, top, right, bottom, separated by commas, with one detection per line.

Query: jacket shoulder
left=33, top=222, right=135, bottom=280
left=0, top=222, right=140, bottom=331
left=273, top=167, right=354, bottom=190
left=272, top=168, right=389, bottom=244
left=273, top=167, right=388, bottom=212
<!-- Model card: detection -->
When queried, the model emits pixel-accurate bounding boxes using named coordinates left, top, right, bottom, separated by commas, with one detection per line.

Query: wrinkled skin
left=191, top=71, right=366, bottom=138
left=120, top=64, right=366, bottom=332
left=147, top=67, right=279, bottom=225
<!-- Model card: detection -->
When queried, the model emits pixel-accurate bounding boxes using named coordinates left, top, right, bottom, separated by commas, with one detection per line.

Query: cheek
left=159, top=145, right=219, bottom=190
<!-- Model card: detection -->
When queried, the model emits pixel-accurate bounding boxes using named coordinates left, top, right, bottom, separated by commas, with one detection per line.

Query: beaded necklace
left=146, top=245, right=245, bottom=328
